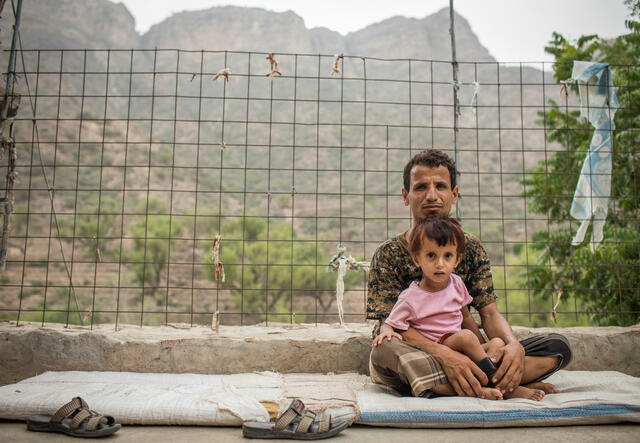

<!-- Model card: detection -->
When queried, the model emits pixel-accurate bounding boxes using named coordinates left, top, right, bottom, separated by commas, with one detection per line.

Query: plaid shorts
left=369, top=333, right=572, bottom=397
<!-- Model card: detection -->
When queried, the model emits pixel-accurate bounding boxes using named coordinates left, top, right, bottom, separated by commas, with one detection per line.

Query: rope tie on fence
left=266, top=53, right=281, bottom=79
left=451, top=79, right=462, bottom=116
left=213, top=68, right=230, bottom=82
left=551, top=289, right=563, bottom=323
left=212, top=234, right=225, bottom=282
left=331, top=54, right=343, bottom=75
left=93, top=236, right=102, bottom=263
left=327, top=245, right=370, bottom=326
left=212, top=310, right=220, bottom=332
left=559, top=80, right=570, bottom=99
left=220, top=141, right=228, bottom=150
left=470, top=81, right=480, bottom=114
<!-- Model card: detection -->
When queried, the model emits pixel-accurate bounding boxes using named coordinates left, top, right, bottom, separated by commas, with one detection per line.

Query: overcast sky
left=118, top=0, right=631, bottom=62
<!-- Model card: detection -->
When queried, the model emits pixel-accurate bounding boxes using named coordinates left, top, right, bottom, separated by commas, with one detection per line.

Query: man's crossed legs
left=369, top=333, right=572, bottom=398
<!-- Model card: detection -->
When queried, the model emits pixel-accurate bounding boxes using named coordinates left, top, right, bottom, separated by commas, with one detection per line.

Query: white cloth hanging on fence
left=336, top=259, right=347, bottom=327
left=569, top=61, right=619, bottom=252
left=328, top=246, right=370, bottom=327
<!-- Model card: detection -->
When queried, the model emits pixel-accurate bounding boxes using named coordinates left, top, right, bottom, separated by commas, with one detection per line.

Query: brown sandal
left=26, top=396, right=121, bottom=438
left=242, top=399, right=348, bottom=440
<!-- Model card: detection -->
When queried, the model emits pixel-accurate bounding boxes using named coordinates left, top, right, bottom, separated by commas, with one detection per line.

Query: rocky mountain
left=141, top=6, right=321, bottom=54
left=2, top=0, right=493, bottom=61
left=1, top=0, right=139, bottom=49
left=345, top=11, right=493, bottom=61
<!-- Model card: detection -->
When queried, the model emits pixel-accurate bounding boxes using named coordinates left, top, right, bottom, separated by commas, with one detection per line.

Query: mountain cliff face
left=309, top=27, right=347, bottom=54
left=345, top=9, right=493, bottom=61
left=2, top=1, right=494, bottom=61
left=2, top=0, right=140, bottom=49
left=140, top=7, right=316, bottom=53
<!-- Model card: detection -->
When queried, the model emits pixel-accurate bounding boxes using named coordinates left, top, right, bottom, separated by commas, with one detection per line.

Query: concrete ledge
left=1, top=321, right=639, bottom=386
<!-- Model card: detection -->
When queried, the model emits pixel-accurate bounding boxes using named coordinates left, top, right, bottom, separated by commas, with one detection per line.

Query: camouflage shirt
left=367, top=231, right=496, bottom=336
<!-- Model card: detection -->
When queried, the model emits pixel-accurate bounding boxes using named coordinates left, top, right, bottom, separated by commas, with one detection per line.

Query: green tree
left=74, top=197, right=121, bottom=261
left=126, top=199, right=183, bottom=306
left=520, top=1, right=640, bottom=325
left=494, top=244, right=589, bottom=328
left=52, top=196, right=121, bottom=262
left=205, top=216, right=361, bottom=323
left=17, top=287, right=90, bottom=325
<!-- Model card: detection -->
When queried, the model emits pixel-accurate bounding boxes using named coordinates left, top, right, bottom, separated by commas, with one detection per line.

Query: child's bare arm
left=461, top=305, right=486, bottom=344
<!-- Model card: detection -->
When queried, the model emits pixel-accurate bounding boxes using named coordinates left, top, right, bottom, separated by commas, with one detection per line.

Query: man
left=367, top=149, right=572, bottom=398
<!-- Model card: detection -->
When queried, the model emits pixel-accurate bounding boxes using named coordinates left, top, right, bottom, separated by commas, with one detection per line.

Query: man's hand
left=435, top=345, right=489, bottom=398
left=490, top=340, right=525, bottom=393
left=401, top=327, right=488, bottom=398
left=372, top=323, right=403, bottom=347
left=478, top=303, right=525, bottom=393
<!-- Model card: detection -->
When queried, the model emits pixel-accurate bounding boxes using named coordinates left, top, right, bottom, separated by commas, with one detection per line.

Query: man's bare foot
left=523, top=381, right=558, bottom=394
left=481, top=387, right=503, bottom=400
left=504, top=386, right=545, bottom=401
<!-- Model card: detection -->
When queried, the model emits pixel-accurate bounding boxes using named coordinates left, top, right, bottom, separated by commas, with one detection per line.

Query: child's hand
left=372, top=323, right=403, bottom=347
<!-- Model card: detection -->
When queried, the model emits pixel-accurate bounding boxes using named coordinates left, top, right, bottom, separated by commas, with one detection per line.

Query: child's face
left=413, top=237, right=460, bottom=292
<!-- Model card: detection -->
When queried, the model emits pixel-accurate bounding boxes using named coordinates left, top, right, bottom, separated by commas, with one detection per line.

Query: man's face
left=402, top=165, right=458, bottom=221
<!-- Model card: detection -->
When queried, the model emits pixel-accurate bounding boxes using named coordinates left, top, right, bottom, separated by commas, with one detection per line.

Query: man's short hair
left=403, top=149, right=457, bottom=191
left=408, top=216, right=466, bottom=261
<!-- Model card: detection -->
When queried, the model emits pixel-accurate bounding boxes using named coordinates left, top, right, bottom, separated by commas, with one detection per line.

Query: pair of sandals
left=26, top=397, right=346, bottom=440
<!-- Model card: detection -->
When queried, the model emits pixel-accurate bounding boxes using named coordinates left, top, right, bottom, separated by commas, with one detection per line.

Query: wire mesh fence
left=0, top=48, right=638, bottom=329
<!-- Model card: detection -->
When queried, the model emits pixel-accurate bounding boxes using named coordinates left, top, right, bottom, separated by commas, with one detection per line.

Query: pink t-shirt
left=385, top=274, right=473, bottom=342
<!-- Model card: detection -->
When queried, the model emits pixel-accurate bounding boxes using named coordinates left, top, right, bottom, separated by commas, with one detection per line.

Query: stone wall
left=1, top=321, right=638, bottom=386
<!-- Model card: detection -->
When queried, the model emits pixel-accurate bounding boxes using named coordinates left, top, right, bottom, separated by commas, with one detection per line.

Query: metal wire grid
left=0, top=48, right=637, bottom=328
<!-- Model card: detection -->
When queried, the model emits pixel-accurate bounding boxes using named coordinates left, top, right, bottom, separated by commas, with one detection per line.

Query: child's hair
left=409, top=216, right=466, bottom=261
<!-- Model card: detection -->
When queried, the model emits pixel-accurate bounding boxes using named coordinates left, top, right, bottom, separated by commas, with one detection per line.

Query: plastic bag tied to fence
left=569, top=61, right=619, bottom=252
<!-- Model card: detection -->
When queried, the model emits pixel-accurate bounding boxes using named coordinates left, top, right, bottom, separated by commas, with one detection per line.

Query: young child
left=373, top=216, right=545, bottom=401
